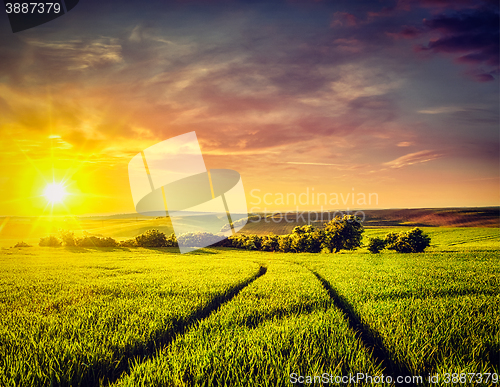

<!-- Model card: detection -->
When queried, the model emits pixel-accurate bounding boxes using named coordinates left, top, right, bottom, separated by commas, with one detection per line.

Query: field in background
left=238, top=207, right=500, bottom=235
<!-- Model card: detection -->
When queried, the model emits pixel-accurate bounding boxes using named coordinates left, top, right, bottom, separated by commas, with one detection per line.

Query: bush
left=242, top=234, right=262, bottom=250
left=385, top=227, right=431, bottom=253
left=367, top=237, right=386, bottom=253
left=100, top=237, right=119, bottom=247
left=261, top=233, right=280, bottom=252
left=76, top=236, right=99, bottom=247
left=59, top=230, right=76, bottom=247
left=119, top=239, right=138, bottom=248
left=290, top=227, right=323, bottom=253
left=39, top=236, right=61, bottom=247
left=278, top=234, right=293, bottom=253
left=177, top=232, right=223, bottom=248
left=165, top=233, right=178, bottom=247
left=226, top=234, right=261, bottom=250
left=14, top=241, right=31, bottom=248
left=228, top=235, right=244, bottom=249
left=76, top=236, right=118, bottom=247
left=384, top=232, right=399, bottom=248
left=292, top=225, right=315, bottom=235
left=322, top=215, right=364, bottom=253
left=121, top=233, right=176, bottom=248
left=135, top=229, right=168, bottom=247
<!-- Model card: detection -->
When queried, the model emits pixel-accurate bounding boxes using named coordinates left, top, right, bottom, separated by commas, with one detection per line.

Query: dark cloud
left=398, top=0, right=491, bottom=12
left=364, top=0, right=498, bottom=81
left=422, top=8, right=498, bottom=33
left=418, top=8, right=499, bottom=80
left=385, top=5, right=499, bottom=81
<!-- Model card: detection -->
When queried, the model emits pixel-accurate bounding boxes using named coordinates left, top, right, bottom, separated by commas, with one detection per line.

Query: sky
left=0, top=0, right=498, bottom=216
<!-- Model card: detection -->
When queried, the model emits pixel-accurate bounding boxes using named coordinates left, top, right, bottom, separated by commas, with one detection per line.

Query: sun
left=44, top=183, right=67, bottom=204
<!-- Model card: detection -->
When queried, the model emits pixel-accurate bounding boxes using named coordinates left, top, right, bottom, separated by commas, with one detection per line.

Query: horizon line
left=1, top=205, right=499, bottom=218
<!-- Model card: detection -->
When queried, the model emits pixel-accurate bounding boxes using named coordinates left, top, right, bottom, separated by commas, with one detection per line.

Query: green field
left=0, top=225, right=498, bottom=386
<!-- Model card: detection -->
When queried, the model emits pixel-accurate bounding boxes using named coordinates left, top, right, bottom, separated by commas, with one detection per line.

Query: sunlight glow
left=44, top=183, right=67, bottom=204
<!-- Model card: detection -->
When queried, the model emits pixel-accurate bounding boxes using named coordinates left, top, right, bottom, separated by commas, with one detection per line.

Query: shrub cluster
left=13, top=241, right=32, bottom=248
left=367, top=237, right=386, bottom=253
left=39, top=235, right=62, bottom=247
left=78, top=236, right=118, bottom=247
left=223, top=216, right=364, bottom=253
left=38, top=229, right=181, bottom=249
left=135, top=229, right=167, bottom=247
left=122, top=230, right=178, bottom=248
left=367, top=228, right=431, bottom=253
left=36, top=216, right=369, bottom=254
left=225, top=227, right=322, bottom=253
left=40, top=232, right=119, bottom=248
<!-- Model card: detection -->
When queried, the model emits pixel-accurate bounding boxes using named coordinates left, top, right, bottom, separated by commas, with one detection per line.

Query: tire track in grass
left=310, top=269, right=414, bottom=379
left=100, top=265, right=267, bottom=387
left=112, top=260, right=385, bottom=387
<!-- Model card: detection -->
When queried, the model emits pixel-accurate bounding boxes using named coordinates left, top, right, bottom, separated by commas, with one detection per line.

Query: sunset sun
left=43, top=183, right=67, bottom=204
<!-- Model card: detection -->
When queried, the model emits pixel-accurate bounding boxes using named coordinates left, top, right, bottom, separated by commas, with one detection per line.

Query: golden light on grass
left=43, top=182, right=67, bottom=205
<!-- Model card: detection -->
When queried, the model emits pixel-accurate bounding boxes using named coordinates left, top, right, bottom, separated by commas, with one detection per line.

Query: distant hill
left=237, top=207, right=500, bottom=235
left=359, top=207, right=500, bottom=227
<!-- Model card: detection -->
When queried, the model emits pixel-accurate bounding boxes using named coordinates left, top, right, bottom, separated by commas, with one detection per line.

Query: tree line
left=34, top=215, right=431, bottom=253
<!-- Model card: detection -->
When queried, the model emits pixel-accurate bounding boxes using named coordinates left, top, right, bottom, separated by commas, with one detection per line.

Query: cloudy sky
left=0, top=0, right=498, bottom=215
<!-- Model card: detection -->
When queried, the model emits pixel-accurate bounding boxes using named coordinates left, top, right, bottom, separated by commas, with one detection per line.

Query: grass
left=0, top=247, right=260, bottom=386
left=293, top=251, right=499, bottom=376
left=113, top=260, right=382, bottom=386
left=0, top=226, right=498, bottom=386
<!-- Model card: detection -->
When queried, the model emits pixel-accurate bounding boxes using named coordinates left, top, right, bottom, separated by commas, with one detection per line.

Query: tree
left=385, top=228, right=431, bottom=253
left=384, top=232, right=399, bottom=248
left=292, top=225, right=315, bottom=235
left=76, top=235, right=118, bottom=247
left=59, top=230, right=76, bottom=246
left=241, top=234, right=262, bottom=250
left=367, top=237, right=386, bottom=253
left=119, top=238, right=137, bottom=248
left=290, top=226, right=323, bottom=253
left=39, top=235, right=61, bottom=247
left=165, top=233, right=178, bottom=247
left=135, top=229, right=168, bottom=247
left=14, top=241, right=31, bottom=248
left=322, top=215, right=364, bottom=253
left=261, top=233, right=280, bottom=252
left=278, top=234, right=293, bottom=253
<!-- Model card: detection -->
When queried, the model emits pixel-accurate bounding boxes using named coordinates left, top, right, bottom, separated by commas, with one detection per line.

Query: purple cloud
left=415, top=7, right=499, bottom=81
